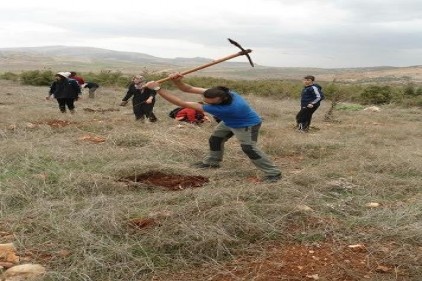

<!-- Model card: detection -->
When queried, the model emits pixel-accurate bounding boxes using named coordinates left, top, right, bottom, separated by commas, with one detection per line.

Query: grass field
left=0, top=79, right=421, bottom=280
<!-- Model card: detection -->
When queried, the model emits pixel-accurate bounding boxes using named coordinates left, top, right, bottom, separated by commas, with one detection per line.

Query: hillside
left=1, top=46, right=422, bottom=83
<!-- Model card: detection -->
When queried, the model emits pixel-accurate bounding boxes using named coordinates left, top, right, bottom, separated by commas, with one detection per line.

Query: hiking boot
left=262, top=174, right=282, bottom=183
left=191, top=161, right=220, bottom=169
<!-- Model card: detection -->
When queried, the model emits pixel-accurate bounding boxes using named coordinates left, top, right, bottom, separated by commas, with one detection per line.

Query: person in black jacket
left=83, top=82, right=100, bottom=98
left=47, top=72, right=81, bottom=113
left=296, top=75, right=324, bottom=132
left=120, top=75, right=158, bottom=122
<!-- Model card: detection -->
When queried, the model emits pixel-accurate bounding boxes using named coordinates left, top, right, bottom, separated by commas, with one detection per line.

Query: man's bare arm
left=169, top=73, right=206, bottom=95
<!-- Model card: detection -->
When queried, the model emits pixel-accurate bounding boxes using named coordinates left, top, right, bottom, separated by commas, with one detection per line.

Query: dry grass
left=0, top=80, right=421, bottom=280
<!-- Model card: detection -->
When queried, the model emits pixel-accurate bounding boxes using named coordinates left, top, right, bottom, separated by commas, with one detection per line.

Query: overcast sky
left=1, top=0, right=421, bottom=68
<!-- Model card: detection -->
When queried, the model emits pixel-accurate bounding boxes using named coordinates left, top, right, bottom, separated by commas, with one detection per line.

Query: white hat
left=56, top=72, right=70, bottom=78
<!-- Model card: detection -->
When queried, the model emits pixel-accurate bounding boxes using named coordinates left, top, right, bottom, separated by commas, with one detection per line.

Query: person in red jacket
left=69, top=71, right=85, bottom=86
left=173, top=104, right=211, bottom=125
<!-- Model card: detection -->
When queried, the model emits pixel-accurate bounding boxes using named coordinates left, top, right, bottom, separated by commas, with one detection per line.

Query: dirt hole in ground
left=120, top=171, right=209, bottom=191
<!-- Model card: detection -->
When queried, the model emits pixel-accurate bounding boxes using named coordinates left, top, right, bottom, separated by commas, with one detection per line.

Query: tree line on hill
left=1, top=70, right=421, bottom=107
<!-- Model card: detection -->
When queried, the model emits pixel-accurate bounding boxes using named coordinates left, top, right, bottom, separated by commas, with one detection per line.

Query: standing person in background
left=145, top=73, right=282, bottom=183
left=69, top=71, right=85, bottom=86
left=120, top=75, right=158, bottom=122
left=82, top=82, right=100, bottom=99
left=296, top=75, right=324, bottom=133
left=47, top=72, right=81, bottom=113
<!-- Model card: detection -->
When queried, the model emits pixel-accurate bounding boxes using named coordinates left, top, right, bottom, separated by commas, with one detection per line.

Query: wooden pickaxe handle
left=156, top=49, right=252, bottom=84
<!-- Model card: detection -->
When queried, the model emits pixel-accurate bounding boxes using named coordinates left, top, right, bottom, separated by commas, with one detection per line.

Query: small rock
left=3, top=264, right=46, bottom=281
left=375, top=265, right=392, bottom=273
left=364, top=106, right=381, bottom=112
left=348, top=244, right=366, bottom=252
left=296, top=205, right=313, bottom=212
left=366, top=202, right=380, bottom=208
left=0, top=243, right=20, bottom=264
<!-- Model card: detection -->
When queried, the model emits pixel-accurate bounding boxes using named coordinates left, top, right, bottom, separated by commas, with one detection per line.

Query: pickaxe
left=156, top=38, right=254, bottom=83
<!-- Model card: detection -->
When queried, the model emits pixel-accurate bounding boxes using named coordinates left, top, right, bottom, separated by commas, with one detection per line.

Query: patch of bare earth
left=78, top=135, right=106, bottom=143
left=34, top=119, right=77, bottom=128
left=155, top=241, right=405, bottom=281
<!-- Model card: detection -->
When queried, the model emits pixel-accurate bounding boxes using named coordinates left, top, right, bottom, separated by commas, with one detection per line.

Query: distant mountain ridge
left=0, top=46, right=212, bottom=66
left=1, top=46, right=421, bottom=83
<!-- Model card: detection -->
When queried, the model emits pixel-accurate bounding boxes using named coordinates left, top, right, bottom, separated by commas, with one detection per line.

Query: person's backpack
left=168, top=107, right=182, bottom=119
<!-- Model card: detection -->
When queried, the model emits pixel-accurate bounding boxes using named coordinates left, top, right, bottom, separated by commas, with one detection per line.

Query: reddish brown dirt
left=120, top=171, right=209, bottom=191
left=211, top=243, right=389, bottom=281
left=155, top=242, right=403, bottom=281
left=129, top=217, right=157, bottom=229
left=78, top=135, right=106, bottom=143
left=35, top=119, right=77, bottom=128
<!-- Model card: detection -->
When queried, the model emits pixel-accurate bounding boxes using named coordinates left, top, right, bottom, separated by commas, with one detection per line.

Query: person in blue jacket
left=145, top=73, right=282, bottom=183
left=296, top=75, right=324, bottom=132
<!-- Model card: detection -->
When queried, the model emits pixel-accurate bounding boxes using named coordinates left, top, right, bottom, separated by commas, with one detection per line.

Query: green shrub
left=360, top=85, right=392, bottom=104
left=401, top=95, right=422, bottom=107
left=403, top=84, right=416, bottom=97
left=335, top=103, right=365, bottom=111
left=82, top=70, right=168, bottom=88
left=20, top=70, right=55, bottom=86
left=0, top=72, right=19, bottom=81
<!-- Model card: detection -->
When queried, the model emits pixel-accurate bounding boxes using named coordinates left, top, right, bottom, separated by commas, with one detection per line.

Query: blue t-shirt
left=202, top=92, right=261, bottom=128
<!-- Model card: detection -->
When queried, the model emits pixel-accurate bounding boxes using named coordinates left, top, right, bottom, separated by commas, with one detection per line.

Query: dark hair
left=304, top=75, right=315, bottom=81
left=203, top=86, right=232, bottom=104
left=70, top=71, right=77, bottom=76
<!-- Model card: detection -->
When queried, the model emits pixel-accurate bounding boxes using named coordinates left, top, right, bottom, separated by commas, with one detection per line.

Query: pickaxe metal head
left=228, top=38, right=254, bottom=67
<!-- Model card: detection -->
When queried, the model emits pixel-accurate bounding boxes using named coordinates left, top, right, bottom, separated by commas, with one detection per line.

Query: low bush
left=360, top=85, right=393, bottom=104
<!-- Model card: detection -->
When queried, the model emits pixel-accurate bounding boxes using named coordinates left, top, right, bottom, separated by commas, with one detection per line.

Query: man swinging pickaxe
left=144, top=39, right=282, bottom=182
